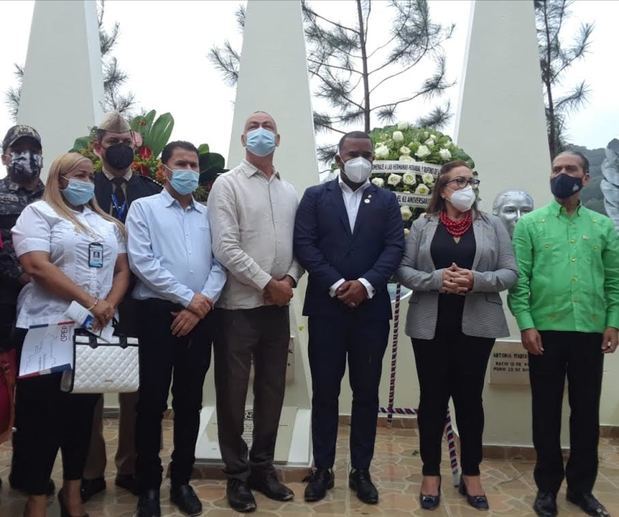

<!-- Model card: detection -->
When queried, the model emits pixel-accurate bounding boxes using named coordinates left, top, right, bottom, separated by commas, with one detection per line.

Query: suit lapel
left=472, top=217, right=484, bottom=270
left=352, top=184, right=376, bottom=237
left=327, top=181, right=352, bottom=237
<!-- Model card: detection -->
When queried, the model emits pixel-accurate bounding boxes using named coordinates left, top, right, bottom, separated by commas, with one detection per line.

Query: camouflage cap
left=2, top=125, right=42, bottom=152
left=98, top=111, right=131, bottom=133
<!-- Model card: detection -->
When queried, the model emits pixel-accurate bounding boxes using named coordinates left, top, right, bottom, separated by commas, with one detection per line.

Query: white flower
left=387, top=173, right=402, bottom=186
left=438, top=148, right=452, bottom=161
left=422, top=172, right=435, bottom=185
left=399, top=145, right=411, bottom=155
left=415, top=184, right=430, bottom=195
left=424, top=137, right=435, bottom=147
left=374, top=144, right=390, bottom=160
left=400, top=206, right=413, bottom=221
left=371, top=177, right=385, bottom=188
left=399, top=155, right=414, bottom=163
left=415, top=145, right=431, bottom=159
left=397, top=121, right=409, bottom=130
left=392, top=131, right=404, bottom=143
left=402, top=172, right=416, bottom=186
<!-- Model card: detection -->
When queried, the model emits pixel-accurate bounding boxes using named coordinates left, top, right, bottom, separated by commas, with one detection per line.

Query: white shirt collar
left=102, top=168, right=133, bottom=182
left=338, top=174, right=370, bottom=194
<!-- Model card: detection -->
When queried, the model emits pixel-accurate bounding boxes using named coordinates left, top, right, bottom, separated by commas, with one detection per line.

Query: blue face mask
left=62, top=179, right=95, bottom=206
left=245, top=127, right=277, bottom=157
left=169, top=169, right=199, bottom=195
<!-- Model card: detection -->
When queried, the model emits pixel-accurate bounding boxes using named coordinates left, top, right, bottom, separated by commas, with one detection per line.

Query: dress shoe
left=248, top=470, right=294, bottom=501
left=419, top=476, right=441, bottom=511
left=80, top=477, right=106, bottom=502
left=115, top=473, right=138, bottom=495
left=533, top=490, right=557, bottom=517
left=304, top=468, right=334, bottom=502
left=136, top=489, right=161, bottom=517
left=226, top=479, right=257, bottom=513
left=566, top=490, right=609, bottom=516
left=349, top=469, right=378, bottom=504
left=58, top=489, right=89, bottom=517
left=9, top=474, right=55, bottom=496
left=170, top=484, right=203, bottom=516
left=458, top=477, right=489, bottom=511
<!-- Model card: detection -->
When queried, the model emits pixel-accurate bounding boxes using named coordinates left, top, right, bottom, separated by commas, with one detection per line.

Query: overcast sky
left=0, top=0, right=616, bottom=166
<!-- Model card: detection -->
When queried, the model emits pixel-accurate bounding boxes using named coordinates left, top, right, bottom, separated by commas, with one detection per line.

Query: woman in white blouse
left=11, top=153, right=129, bottom=517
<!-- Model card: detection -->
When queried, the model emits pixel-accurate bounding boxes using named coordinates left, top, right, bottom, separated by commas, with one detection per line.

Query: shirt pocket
left=536, top=239, right=562, bottom=266
left=580, top=234, right=603, bottom=266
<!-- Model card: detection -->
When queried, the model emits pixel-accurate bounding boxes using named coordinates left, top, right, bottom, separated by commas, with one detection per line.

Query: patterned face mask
left=8, top=151, right=43, bottom=182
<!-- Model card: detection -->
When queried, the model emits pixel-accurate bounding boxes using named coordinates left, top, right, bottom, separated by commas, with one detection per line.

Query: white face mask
left=343, top=156, right=373, bottom=183
left=448, top=185, right=476, bottom=212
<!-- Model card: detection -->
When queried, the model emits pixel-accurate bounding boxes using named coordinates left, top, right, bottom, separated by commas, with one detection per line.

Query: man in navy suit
left=294, top=131, right=404, bottom=505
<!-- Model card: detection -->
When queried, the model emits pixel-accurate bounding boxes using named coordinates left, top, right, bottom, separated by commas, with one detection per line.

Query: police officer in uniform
left=81, top=111, right=161, bottom=501
left=0, top=125, right=51, bottom=494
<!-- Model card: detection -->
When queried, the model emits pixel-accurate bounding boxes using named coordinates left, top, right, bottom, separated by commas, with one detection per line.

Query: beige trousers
left=82, top=391, right=138, bottom=479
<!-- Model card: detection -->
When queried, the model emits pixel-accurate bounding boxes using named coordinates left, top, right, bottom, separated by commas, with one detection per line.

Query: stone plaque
left=489, top=340, right=529, bottom=385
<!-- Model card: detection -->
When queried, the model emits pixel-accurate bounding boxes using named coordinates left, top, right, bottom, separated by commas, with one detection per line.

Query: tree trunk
left=357, top=0, right=371, bottom=133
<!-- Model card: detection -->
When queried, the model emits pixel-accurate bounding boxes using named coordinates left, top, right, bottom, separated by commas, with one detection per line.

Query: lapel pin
left=364, top=198, right=371, bottom=204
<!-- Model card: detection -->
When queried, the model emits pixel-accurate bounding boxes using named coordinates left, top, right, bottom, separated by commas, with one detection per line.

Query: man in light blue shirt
left=126, top=141, right=226, bottom=517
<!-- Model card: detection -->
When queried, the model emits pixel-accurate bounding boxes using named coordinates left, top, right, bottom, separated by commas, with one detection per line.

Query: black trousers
left=529, top=331, right=604, bottom=495
left=134, top=299, right=213, bottom=492
left=308, top=314, right=390, bottom=470
left=214, top=306, right=290, bottom=481
left=11, top=328, right=98, bottom=495
left=412, top=326, right=494, bottom=476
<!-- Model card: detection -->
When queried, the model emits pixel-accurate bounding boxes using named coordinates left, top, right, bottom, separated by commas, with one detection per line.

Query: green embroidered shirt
left=508, top=200, right=619, bottom=333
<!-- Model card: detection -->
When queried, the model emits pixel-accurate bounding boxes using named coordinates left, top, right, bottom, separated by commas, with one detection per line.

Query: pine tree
left=5, top=0, right=135, bottom=120
left=210, top=0, right=454, bottom=162
left=534, top=0, right=592, bottom=157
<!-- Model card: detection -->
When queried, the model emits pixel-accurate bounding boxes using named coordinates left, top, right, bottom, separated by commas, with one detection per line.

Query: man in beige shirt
left=208, top=111, right=303, bottom=513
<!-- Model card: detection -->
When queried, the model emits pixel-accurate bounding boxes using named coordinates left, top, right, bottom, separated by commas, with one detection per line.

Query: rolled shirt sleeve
left=12, top=204, right=52, bottom=256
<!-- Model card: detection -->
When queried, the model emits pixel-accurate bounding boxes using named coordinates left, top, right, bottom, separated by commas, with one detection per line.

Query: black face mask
left=104, top=143, right=134, bottom=170
left=550, top=173, right=583, bottom=199
left=7, top=151, right=42, bottom=183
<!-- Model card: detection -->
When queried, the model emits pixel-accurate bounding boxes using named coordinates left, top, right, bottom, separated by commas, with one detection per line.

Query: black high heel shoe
left=459, top=476, right=489, bottom=511
left=58, top=489, right=89, bottom=517
left=419, top=476, right=441, bottom=511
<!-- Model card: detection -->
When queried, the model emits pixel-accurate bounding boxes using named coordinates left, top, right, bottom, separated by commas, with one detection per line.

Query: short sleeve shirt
left=11, top=200, right=126, bottom=328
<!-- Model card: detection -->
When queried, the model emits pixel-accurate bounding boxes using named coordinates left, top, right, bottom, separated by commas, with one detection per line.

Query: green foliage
left=534, top=0, right=592, bottom=157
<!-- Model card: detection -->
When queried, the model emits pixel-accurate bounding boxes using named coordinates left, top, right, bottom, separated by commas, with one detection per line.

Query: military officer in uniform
left=81, top=111, right=162, bottom=501
left=0, top=125, right=51, bottom=494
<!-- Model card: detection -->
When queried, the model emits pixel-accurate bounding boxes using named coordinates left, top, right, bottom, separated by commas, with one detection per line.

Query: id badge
left=88, top=242, right=104, bottom=268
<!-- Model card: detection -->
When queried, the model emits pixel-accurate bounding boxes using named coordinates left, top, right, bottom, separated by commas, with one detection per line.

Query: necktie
left=112, top=177, right=126, bottom=205
left=111, top=177, right=127, bottom=219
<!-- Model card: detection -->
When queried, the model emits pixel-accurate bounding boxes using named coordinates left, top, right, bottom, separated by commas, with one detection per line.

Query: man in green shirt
left=509, top=151, right=619, bottom=517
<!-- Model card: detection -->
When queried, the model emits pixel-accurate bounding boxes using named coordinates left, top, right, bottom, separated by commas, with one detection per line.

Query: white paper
left=18, top=322, right=74, bottom=378
left=64, top=300, right=114, bottom=342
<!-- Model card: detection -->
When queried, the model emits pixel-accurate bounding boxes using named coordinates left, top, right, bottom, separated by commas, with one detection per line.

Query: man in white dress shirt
left=126, top=141, right=226, bottom=517
left=207, top=111, right=303, bottom=513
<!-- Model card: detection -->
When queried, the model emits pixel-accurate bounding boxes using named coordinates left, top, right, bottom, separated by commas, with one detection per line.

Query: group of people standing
left=0, top=109, right=617, bottom=517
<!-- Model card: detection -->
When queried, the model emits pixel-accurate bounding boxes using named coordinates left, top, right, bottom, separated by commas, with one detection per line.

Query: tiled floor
left=1, top=418, right=618, bottom=516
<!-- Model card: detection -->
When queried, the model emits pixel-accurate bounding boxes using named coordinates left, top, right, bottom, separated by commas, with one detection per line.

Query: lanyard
left=111, top=192, right=127, bottom=221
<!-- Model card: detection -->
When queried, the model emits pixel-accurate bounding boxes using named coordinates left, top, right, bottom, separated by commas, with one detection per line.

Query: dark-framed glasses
left=446, top=176, right=480, bottom=189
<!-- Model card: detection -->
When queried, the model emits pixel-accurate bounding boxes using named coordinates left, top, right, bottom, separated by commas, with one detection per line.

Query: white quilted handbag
left=60, top=332, right=139, bottom=393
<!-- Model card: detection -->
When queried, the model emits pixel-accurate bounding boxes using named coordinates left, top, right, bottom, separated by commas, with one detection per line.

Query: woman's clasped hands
left=441, top=262, right=474, bottom=294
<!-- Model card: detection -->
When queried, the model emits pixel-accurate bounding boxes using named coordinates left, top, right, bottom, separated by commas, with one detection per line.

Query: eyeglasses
left=446, top=176, right=480, bottom=189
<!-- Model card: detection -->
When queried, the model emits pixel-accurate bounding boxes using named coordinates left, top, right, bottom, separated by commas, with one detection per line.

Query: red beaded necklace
left=440, top=210, right=472, bottom=237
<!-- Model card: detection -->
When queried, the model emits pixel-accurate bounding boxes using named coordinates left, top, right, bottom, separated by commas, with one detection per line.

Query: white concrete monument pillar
left=456, top=0, right=551, bottom=212
left=17, top=0, right=104, bottom=180
left=455, top=0, right=562, bottom=449
left=196, top=0, right=316, bottom=476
